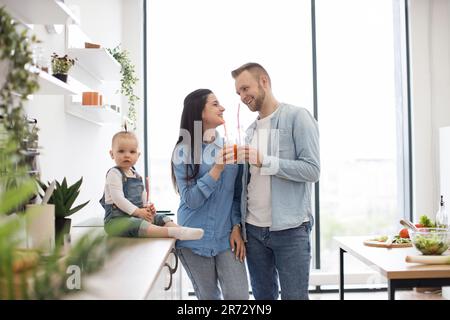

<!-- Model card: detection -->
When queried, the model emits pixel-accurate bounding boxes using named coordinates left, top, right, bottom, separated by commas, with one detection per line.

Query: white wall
left=23, top=0, right=144, bottom=225
left=409, top=0, right=450, bottom=219
left=121, top=0, right=145, bottom=170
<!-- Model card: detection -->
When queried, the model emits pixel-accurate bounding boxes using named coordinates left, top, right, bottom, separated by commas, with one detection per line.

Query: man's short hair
left=231, top=62, right=271, bottom=86
left=112, top=131, right=138, bottom=147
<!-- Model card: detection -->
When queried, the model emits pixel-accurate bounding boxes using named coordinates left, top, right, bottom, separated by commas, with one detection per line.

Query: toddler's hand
left=133, top=208, right=153, bottom=222
left=145, top=203, right=157, bottom=215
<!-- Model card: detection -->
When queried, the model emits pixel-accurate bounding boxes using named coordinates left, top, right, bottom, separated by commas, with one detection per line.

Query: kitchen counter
left=335, top=236, right=450, bottom=300
left=65, top=226, right=177, bottom=299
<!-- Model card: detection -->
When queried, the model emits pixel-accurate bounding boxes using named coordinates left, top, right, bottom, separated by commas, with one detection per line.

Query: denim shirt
left=240, top=103, right=320, bottom=239
left=173, top=136, right=242, bottom=257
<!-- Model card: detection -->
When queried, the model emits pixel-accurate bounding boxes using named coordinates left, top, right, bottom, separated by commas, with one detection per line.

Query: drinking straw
left=237, top=103, right=241, bottom=145
left=223, top=121, right=229, bottom=141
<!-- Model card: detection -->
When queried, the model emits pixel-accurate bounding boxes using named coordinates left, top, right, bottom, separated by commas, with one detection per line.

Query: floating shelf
left=65, top=103, right=122, bottom=126
left=27, top=66, right=79, bottom=95
left=68, top=48, right=121, bottom=81
left=0, top=0, right=79, bottom=25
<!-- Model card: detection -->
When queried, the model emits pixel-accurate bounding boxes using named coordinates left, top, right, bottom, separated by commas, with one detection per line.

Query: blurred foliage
left=0, top=6, right=126, bottom=299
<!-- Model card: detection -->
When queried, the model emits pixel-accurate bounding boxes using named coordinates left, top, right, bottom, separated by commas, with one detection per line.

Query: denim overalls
left=100, top=166, right=169, bottom=237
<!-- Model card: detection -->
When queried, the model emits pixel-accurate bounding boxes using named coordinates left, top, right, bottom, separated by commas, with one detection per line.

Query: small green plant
left=50, top=53, right=75, bottom=74
left=107, top=45, right=139, bottom=129
left=38, top=177, right=89, bottom=218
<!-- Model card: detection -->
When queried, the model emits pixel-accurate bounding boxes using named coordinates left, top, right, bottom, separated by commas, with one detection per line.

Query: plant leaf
left=64, top=190, right=79, bottom=212
left=68, top=200, right=90, bottom=216
left=0, top=180, right=35, bottom=214
left=61, top=177, right=68, bottom=192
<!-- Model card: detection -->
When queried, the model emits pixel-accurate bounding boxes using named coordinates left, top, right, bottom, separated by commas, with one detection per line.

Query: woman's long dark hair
left=171, top=89, right=212, bottom=193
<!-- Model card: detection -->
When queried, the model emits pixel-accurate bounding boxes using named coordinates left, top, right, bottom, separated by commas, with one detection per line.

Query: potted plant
left=38, top=177, right=90, bottom=243
left=107, top=45, right=139, bottom=129
left=51, top=53, right=76, bottom=83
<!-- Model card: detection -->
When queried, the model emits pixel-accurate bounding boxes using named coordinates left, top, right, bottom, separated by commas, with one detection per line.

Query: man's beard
left=252, top=86, right=266, bottom=112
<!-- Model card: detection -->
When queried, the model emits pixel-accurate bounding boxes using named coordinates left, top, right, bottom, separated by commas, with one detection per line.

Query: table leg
left=339, top=248, right=346, bottom=300
left=388, top=280, right=395, bottom=300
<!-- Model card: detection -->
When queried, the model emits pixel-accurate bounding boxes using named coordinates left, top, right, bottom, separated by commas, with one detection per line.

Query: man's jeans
left=245, top=222, right=312, bottom=300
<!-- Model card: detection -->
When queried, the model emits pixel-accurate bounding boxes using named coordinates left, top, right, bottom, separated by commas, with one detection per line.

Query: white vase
left=25, top=204, right=55, bottom=255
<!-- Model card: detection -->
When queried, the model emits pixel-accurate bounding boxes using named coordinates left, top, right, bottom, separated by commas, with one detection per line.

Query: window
left=146, top=0, right=313, bottom=212
left=315, top=0, right=410, bottom=274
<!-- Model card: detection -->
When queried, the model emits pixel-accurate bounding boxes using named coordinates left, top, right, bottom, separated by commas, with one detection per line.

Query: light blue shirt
left=240, top=103, right=320, bottom=239
left=173, top=136, right=242, bottom=257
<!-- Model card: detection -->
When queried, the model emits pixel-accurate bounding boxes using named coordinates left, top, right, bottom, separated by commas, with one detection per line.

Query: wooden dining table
left=335, top=236, right=450, bottom=300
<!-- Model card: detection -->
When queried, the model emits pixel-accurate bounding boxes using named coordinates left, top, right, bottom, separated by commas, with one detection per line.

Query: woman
left=171, top=88, right=248, bottom=300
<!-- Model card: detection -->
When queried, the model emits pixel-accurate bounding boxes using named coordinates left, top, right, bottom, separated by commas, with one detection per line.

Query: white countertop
left=65, top=227, right=176, bottom=299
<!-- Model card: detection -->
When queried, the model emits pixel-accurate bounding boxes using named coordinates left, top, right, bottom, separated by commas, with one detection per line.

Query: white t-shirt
left=246, top=111, right=277, bottom=227
left=104, top=168, right=146, bottom=215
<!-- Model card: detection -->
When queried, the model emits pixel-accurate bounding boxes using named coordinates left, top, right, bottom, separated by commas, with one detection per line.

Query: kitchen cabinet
left=145, top=247, right=182, bottom=300
left=66, top=227, right=182, bottom=300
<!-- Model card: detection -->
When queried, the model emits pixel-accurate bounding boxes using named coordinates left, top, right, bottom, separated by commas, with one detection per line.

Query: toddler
left=100, top=131, right=204, bottom=240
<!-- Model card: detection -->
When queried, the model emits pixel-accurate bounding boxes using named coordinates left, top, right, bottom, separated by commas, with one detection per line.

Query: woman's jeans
left=177, top=247, right=249, bottom=300
left=245, top=222, right=312, bottom=300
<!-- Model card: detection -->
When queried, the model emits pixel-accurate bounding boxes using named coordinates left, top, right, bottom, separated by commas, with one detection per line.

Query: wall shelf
left=68, top=48, right=121, bottom=82
left=62, top=20, right=122, bottom=126
left=65, top=102, right=122, bottom=126
left=27, top=66, right=79, bottom=95
left=0, top=0, right=79, bottom=25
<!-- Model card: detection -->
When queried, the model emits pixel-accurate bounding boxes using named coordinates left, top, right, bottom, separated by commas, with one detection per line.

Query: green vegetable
left=370, top=235, right=388, bottom=242
left=412, top=233, right=448, bottom=255
left=419, top=215, right=435, bottom=228
left=392, top=235, right=411, bottom=244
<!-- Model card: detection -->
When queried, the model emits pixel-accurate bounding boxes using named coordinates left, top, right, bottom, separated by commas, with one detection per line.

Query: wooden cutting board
left=363, top=240, right=412, bottom=248
left=405, top=254, right=450, bottom=264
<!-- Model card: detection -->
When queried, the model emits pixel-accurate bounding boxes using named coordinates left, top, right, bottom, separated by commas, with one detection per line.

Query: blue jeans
left=177, top=247, right=249, bottom=300
left=245, top=222, right=312, bottom=300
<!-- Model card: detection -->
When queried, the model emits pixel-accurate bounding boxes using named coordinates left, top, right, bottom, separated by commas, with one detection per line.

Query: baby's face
left=110, top=137, right=140, bottom=169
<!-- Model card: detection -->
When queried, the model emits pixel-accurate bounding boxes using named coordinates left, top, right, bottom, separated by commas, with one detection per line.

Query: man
left=232, top=62, right=320, bottom=300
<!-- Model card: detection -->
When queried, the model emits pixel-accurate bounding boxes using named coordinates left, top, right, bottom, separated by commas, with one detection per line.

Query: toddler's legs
left=167, top=227, right=204, bottom=240
left=144, top=224, right=204, bottom=240
left=164, top=221, right=179, bottom=227
left=144, top=224, right=170, bottom=238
